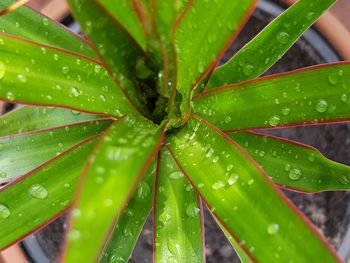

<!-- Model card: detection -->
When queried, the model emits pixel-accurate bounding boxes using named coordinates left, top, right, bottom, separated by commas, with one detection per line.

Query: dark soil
left=32, top=4, right=350, bottom=263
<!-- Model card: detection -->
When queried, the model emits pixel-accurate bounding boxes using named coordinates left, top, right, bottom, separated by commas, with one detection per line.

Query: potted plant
left=1, top=0, right=350, bottom=262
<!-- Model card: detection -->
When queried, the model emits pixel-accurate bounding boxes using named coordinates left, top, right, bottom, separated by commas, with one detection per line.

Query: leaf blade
left=0, top=0, right=96, bottom=58
left=0, top=119, right=111, bottom=183
left=0, top=139, right=97, bottom=249
left=228, top=131, right=350, bottom=192
left=174, top=0, right=256, bottom=120
left=206, top=0, right=336, bottom=89
left=154, top=148, right=204, bottom=263
left=63, top=117, right=164, bottom=263
left=68, top=0, right=146, bottom=112
left=97, top=0, right=146, bottom=49
left=100, top=160, right=156, bottom=263
left=168, top=115, right=340, bottom=262
left=193, top=62, right=350, bottom=131
left=0, top=33, right=137, bottom=117
left=0, top=106, right=102, bottom=137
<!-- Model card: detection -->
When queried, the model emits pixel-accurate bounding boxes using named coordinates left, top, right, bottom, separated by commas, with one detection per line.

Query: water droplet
left=341, top=93, right=348, bottom=102
left=29, top=184, right=48, bottom=199
left=259, top=151, right=266, bottom=157
left=6, top=92, right=15, bottom=101
left=267, top=223, right=279, bottom=235
left=228, top=174, right=238, bottom=186
left=0, top=61, right=5, bottom=79
left=328, top=72, right=341, bottom=85
left=186, top=202, right=200, bottom=218
left=212, top=181, right=225, bottom=190
left=0, top=172, right=7, bottom=179
left=125, top=208, right=134, bottom=217
left=226, top=164, right=234, bottom=171
left=70, top=87, right=81, bottom=98
left=122, top=227, right=133, bottom=237
left=62, top=66, right=70, bottom=74
left=284, top=163, right=291, bottom=171
left=268, top=115, right=280, bottom=127
left=306, top=11, right=315, bottom=20
left=315, top=99, right=328, bottom=113
left=288, top=168, right=302, bottom=181
left=0, top=204, right=10, bottom=219
left=17, top=74, right=27, bottom=83
left=224, top=116, right=232, bottom=123
left=205, top=148, right=214, bottom=158
left=282, top=107, right=290, bottom=116
left=71, top=110, right=81, bottom=115
left=242, top=64, right=254, bottom=76
left=277, top=32, right=290, bottom=44
left=137, top=181, right=150, bottom=199
left=42, top=17, right=49, bottom=26
left=94, top=65, right=101, bottom=73
left=169, top=171, right=184, bottom=180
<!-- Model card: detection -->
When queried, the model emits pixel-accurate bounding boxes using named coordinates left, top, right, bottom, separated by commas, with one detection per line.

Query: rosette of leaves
left=0, top=0, right=350, bottom=262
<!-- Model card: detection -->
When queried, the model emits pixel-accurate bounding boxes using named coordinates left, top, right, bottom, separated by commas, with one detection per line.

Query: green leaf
left=215, top=219, right=252, bottom=263
left=0, top=139, right=97, bottom=249
left=0, top=119, right=110, bottom=183
left=68, top=0, right=146, bottom=112
left=0, top=33, right=137, bottom=117
left=0, top=106, right=102, bottom=137
left=168, top=116, right=340, bottom=263
left=206, top=0, right=336, bottom=89
left=154, top=148, right=204, bottom=263
left=174, top=0, right=256, bottom=120
left=0, top=0, right=96, bottom=58
left=63, top=117, right=164, bottom=263
left=148, top=0, right=189, bottom=125
left=193, top=62, right=350, bottom=131
left=97, top=0, right=146, bottom=50
left=100, top=160, right=156, bottom=263
left=228, top=131, right=350, bottom=192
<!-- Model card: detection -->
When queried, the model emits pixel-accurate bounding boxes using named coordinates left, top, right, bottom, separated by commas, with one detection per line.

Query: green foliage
left=0, top=0, right=348, bottom=262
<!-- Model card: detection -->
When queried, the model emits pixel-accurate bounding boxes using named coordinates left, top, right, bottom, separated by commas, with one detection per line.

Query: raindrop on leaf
left=29, top=184, right=48, bottom=199
left=0, top=204, right=10, bottom=219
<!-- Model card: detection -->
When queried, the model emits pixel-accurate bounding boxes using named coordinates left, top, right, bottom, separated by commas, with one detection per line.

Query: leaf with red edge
left=174, top=0, right=256, bottom=122
left=0, top=106, right=102, bottom=137
left=0, top=0, right=96, bottom=58
left=228, top=131, right=350, bottom=193
left=97, top=0, right=146, bottom=50
left=193, top=62, right=350, bottom=131
left=62, top=116, right=164, bottom=263
left=0, top=33, right=137, bottom=117
left=205, top=0, right=336, bottom=89
left=0, top=138, right=97, bottom=250
left=0, top=119, right=111, bottom=183
left=68, top=0, right=147, bottom=113
left=154, top=148, right=204, bottom=263
left=214, top=218, right=252, bottom=263
left=100, top=160, right=156, bottom=263
left=167, top=115, right=341, bottom=262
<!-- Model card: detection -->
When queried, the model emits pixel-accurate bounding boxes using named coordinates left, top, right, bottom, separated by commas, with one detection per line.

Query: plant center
left=135, top=58, right=183, bottom=127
